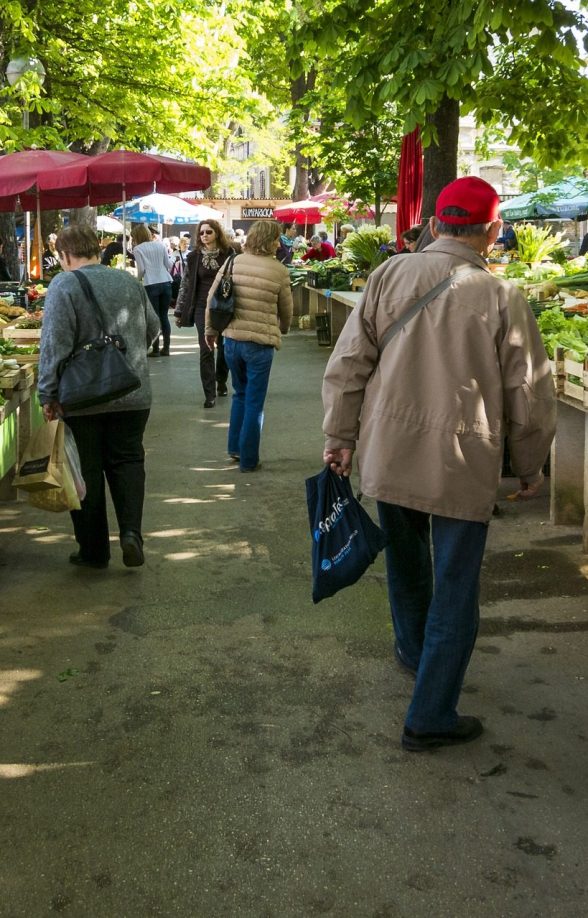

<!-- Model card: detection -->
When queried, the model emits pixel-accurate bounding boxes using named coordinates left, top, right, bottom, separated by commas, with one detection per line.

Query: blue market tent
left=501, top=177, right=588, bottom=221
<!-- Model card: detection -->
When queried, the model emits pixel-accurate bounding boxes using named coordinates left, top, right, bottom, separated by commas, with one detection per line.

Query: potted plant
left=341, top=225, right=394, bottom=275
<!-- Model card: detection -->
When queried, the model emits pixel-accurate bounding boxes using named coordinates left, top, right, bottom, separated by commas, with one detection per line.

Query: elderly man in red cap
left=321, top=176, right=556, bottom=752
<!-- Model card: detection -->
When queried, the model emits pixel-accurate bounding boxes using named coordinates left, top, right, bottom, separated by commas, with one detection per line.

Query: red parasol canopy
left=37, top=149, right=211, bottom=204
left=396, top=128, right=424, bottom=250
left=273, top=193, right=334, bottom=226
left=0, top=149, right=91, bottom=211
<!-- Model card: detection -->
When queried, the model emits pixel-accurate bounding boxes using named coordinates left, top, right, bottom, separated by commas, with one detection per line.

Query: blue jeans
left=223, top=339, right=274, bottom=470
left=377, top=502, right=488, bottom=733
left=145, top=282, right=172, bottom=350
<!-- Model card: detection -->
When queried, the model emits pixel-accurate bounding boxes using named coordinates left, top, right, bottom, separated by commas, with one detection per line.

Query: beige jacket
left=205, top=252, right=293, bottom=348
left=322, top=239, right=557, bottom=522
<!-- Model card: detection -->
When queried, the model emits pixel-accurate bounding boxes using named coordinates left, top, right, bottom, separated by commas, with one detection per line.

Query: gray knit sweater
left=38, top=264, right=160, bottom=416
left=133, top=240, right=173, bottom=286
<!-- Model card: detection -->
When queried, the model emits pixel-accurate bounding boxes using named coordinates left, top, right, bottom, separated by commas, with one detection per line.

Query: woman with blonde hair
left=131, top=223, right=173, bottom=356
left=175, top=219, right=234, bottom=407
left=205, top=220, right=293, bottom=471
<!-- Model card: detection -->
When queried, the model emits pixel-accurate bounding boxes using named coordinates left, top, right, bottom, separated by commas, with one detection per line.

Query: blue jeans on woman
left=223, top=338, right=274, bottom=470
left=145, top=281, right=172, bottom=353
left=376, top=502, right=488, bottom=733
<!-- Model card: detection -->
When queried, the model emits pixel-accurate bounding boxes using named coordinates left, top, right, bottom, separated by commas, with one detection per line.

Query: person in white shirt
left=131, top=224, right=173, bottom=356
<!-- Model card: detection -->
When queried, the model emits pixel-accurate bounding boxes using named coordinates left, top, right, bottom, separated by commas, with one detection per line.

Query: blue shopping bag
left=306, top=465, right=388, bottom=604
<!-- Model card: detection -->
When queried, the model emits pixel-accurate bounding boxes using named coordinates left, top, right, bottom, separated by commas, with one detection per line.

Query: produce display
left=537, top=306, right=588, bottom=361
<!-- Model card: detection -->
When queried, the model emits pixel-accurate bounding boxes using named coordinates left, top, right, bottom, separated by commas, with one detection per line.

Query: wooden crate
left=550, top=349, right=565, bottom=395
left=1, top=319, right=42, bottom=345
left=559, top=348, right=588, bottom=408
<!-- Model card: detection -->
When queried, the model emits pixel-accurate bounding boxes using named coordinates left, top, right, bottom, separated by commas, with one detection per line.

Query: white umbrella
left=96, top=214, right=125, bottom=233
left=113, top=192, right=222, bottom=225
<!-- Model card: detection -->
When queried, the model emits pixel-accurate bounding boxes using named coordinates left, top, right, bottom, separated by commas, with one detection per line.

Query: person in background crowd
left=181, top=232, right=193, bottom=252
left=101, top=234, right=134, bottom=267
left=149, top=227, right=161, bottom=242
left=234, top=229, right=246, bottom=250
left=302, top=235, right=334, bottom=262
left=169, top=235, right=188, bottom=305
left=226, top=229, right=243, bottom=254
left=321, top=177, right=556, bottom=752
left=336, top=223, right=355, bottom=249
left=276, top=223, right=297, bottom=264
left=292, top=234, right=307, bottom=254
left=38, top=225, right=160, bottom=570
left=131, top=224, right=173, bottom=357
left=496, top=221, right=517, bottom=251
left=0, top=236, right=13, bottom=281
left=42, top=233, right=60, bottom=275
left=174, top=219, right=234, bottom=407
left=205, top=220, right=293, bottom=472
left=401, top=226, right=422, bottom=252
left=318, top=231, right=337, bottom=258
left=414, top=219, right=435, bottom=252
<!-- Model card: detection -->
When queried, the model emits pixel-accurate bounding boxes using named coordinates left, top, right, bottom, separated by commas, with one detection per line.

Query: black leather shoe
left=217, top=384, right=228, bottom=396
left=69, top=552, right=109, bottom=570
left=120, top=531, right=144, bottom=568
left=204, top=398, right=216, bottom=408
left=402, top=716, right=483, bottom=752
left=394, top=640, right=418, bottom=677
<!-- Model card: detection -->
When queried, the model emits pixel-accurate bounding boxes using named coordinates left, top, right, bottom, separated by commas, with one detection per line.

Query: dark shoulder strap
left=73, top=269, right=108, bottom=334
left=379, top=265, right=481, bottom=354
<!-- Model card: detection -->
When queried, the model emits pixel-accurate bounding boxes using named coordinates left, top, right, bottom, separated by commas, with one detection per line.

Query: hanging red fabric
left=396, top=128, right=423, bottom=251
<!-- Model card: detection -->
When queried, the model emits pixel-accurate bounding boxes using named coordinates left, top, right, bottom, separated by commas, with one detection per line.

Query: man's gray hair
left=436, top=206, right=493, bottom=238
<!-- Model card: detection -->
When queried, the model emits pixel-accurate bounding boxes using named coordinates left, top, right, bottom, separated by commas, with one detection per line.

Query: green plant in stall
left=514, top=222, right=568, bottom=264
left=341, top=225, right=393, bottom=274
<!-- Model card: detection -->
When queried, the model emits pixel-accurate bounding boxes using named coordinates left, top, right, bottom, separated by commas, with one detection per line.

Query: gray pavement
left=1, top=326, right=587, bottom=918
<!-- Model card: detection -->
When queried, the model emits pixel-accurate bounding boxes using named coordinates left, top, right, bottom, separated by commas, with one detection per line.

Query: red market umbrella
left=273, top=193, right=334, bottom=226
left=0, top=149, right=90, bottom=211
left=37, top=150, right=211, bottom=206
left=0, top=149, right=91, bottom=279
left=396, top=127, right=423, bottom=251
left=37, top=150, right=212, bottom=260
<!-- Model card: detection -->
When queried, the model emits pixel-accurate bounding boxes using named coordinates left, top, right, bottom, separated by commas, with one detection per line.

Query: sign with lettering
left=242, top=207, right=274, bottom=218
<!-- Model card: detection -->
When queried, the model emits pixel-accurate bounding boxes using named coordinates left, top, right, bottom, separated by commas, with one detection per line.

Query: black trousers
left=195, top=307, right=228, bottom=400
left=66, top=410, right=150, bottom=563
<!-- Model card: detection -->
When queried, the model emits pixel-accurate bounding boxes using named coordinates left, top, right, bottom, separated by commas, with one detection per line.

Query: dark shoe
left=217, top=384, right=228, bottom=396
left=69, top=552, right=109, bottom=570
left=160, top=347, right=170, bottom=356
left=229, top=454, right=240, bottom=462
left=120, top=531, right=144, bottom=568
left=148, top=349, right=160, bottom=358
left=394, top=640, right=418, bottom=677
left=402, top=716, right=483, bottom=752
left=204, top=398, right=216, bottom=408
left=240, top=463, right=262, bottom=473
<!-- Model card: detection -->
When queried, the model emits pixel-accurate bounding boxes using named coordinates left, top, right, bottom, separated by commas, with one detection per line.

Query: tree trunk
left=68, top=206, right=97, bottom=228
left=0, top=213, right=20, bottom=282
left=290, top=71, right=317, bottom=201
left=422, top=96, right=460, bottom=218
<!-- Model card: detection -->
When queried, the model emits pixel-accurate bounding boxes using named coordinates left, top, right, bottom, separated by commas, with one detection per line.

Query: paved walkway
left=1, top=327, right=587, bottom=917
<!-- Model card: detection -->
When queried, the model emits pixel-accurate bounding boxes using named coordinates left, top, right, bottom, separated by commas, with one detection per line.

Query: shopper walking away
left=174, top=220, right=234, bottom=408
left=132, top=224, right=173, bottom=357
left=37, top=225, right=160, bottom=569
left=321, top=177, right=556, bottom=752
left=205, top=220, right=293, bottom=472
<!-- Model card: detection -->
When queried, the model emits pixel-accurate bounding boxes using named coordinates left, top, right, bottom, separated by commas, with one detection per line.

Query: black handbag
left=208, top=255, right=236, bottom=332
left=57, top=270, right=141, bottom=411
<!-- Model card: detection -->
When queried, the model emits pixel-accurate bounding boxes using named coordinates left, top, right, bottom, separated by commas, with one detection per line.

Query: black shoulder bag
left=57, top=270, right=141, bottom=411
left=208, top=255, right=236, bottom=333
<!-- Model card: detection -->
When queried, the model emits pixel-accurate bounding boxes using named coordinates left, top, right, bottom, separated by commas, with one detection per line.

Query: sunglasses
left=199, top=229, right=214, bottom=235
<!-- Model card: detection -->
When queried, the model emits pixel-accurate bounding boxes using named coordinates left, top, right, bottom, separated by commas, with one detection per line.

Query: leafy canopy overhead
left=289, top=0, right=588, bottom=168
left=0, top=0, right=275, bottom=173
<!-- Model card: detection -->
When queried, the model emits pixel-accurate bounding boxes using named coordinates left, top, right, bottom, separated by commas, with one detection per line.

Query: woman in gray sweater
left=38, top=225, right=160, bottom=569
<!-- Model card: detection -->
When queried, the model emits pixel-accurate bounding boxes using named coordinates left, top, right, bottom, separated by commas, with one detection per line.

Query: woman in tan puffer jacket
left=205, top=220, right=293, bottom=471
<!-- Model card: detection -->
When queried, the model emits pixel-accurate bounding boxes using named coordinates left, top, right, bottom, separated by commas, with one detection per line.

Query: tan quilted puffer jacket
left=205, top=252, right=293, bottom=349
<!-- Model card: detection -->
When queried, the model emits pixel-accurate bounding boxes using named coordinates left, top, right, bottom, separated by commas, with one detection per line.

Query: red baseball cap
left=435, top=177, right=500, bottom=225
